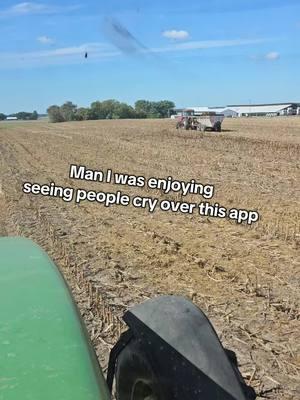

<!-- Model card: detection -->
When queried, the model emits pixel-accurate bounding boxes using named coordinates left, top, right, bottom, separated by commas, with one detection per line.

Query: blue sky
left=0, top=0, right=300, bottom=113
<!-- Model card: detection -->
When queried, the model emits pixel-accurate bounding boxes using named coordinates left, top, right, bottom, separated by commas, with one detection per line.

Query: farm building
left=6, top=116, right=18, bottom=121
left=170, top=103, right=300, bottom=118
left=189, top=107, right=238, bottom=118
left=170, top=107, right=238, bottom=118
left=227, top=103, right=300, bottom=117
left=170, top=108, right=194, bottom=118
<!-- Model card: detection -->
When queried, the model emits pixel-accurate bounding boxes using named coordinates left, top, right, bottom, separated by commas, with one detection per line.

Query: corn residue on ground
left=0, top=117, right=299, bottom=399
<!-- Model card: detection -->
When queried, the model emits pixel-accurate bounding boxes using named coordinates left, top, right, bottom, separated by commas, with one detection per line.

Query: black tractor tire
left=213, top=122, right=222, bottom=132
left=115, top=338, right=165, bottom=400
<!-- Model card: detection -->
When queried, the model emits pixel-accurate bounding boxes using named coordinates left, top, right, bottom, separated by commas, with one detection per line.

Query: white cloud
left=9, top=2, right=48, bottom=15
left=0, top=37, right=270, bottom=69
left=37, top=35, right=54, bottom=44
left=0, top=2, right=81, bottom=17
left=0, top=43, right=120, bottom=69
left=264, top=51, right=280, bottom=60
left=162, top=30, right=189, bottom=40
left=152, top=38, right=267, bottom=54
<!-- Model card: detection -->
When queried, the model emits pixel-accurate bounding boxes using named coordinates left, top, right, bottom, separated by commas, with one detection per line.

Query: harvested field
left=0, top=117, right=299, bottom=399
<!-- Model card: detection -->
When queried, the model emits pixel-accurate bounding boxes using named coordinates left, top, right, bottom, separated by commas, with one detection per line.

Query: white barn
left=189, top=106, right=238, bottom=118
left=227, top=103, right=300, bottom=117
left=170, top=103, right=300, bottom=118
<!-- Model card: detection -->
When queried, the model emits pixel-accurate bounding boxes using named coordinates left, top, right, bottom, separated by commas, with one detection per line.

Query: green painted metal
left=0, top=237, right=110, bottom=400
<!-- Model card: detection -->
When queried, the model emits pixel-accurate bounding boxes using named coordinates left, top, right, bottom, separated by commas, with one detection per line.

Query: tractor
left=176, top=110, right=224, bottom=132
left=0, top=237, right=256, bottom=400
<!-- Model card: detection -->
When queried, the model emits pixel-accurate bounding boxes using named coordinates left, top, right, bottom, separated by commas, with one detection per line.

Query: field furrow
left=0, top=118, right=299, bottom=399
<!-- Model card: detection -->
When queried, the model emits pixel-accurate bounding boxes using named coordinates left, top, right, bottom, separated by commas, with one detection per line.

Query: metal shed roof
left=188, top=106, right=238, bottom=114
left=228, top=104, right=292, bottom=114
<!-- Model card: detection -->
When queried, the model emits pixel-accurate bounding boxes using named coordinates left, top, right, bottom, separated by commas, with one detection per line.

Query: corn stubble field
left=0, top=117, right=299, bottom=399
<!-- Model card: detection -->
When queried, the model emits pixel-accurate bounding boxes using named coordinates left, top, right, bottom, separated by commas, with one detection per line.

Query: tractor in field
left=0, top=237, right=256, bottom=400
left=176, top=110, right=224, bottom=132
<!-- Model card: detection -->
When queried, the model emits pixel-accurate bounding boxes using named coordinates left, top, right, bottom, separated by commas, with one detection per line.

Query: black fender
left=108, top=295, right=255, bottom=400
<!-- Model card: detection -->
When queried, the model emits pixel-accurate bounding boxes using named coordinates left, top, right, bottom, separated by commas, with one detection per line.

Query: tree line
left=47, top=99, right=175, bottom=123
left=0, top=111, right=38, bottom=121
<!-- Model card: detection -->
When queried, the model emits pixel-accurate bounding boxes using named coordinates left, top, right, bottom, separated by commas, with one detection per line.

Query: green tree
left=15, top=112, right=30, bottom=120
left=134, top=110, right=147, bottom=119
left=135, top=100, right=175, bottom=118
left=113, top=102, right=136, bottom=119
left=0, top=113, right=6, bottom=120
left=101, top=99, right=120, bottom=119
left=91, top=99, right=124, bottom=119
left=46, top=98, right=176, bottom=122
left=47, top=105, right=65, bottom=123
left=135, top=100, right=152, bottom=115
left=60, top=101, right=77, bottom=121
left=75, top=107, right=90, bottom=121
left=86, top=108, right=98, bottom=120
left=90, top=101, right=103, bottom=119
left=31, top=110, right=38, bottom=120
left=12, top=111, right=38, bottom=120
left=155, top=100, right=175, bottom=118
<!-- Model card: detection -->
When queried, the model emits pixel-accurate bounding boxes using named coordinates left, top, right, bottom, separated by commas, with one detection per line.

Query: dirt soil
left=0, top=117, right=299, bottom=399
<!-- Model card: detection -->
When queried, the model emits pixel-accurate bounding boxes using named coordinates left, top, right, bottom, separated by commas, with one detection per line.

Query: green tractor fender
left=0, top=237, right=110, bottom=400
